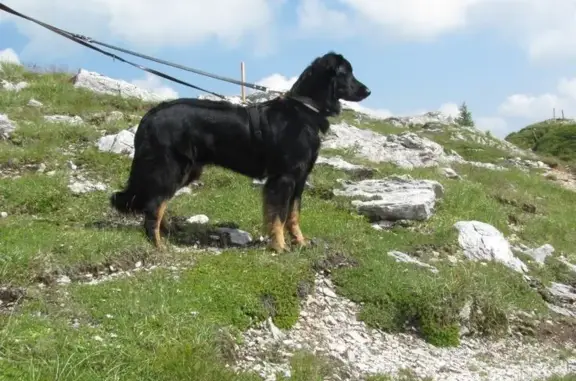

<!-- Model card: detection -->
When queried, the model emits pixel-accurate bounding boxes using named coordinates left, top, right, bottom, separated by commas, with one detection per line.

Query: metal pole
left=241, top=61, right=246, bottom=102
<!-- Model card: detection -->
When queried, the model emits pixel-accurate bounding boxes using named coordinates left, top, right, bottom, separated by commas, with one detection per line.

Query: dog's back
left=110, top=98, right=274, bottom=215
left=135, top=98, right=270, bottom=174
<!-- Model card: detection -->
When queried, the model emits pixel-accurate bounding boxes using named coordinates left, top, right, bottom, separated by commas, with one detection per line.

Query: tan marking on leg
left=286, top=200, right=306, bottom=246
left=263, top=201, right=286, bottom=253
left=269, top=216, right=286, bottom=252
left=159, top=211, right=170, bottom=233
left=154, top=201, right=168, bottom=250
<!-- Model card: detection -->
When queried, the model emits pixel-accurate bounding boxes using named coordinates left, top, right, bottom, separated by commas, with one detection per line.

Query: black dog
left=110, top=52, right=371, bottom=252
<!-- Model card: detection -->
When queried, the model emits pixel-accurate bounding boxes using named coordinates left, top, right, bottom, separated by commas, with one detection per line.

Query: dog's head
left=289, top=52, right=371, bottom=116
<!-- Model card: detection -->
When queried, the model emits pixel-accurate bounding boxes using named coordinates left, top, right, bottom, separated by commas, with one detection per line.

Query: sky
left=2, top=0, right=576, bottom=138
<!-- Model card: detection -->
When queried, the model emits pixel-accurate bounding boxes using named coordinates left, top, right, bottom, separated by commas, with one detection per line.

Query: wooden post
left=553, top=108, right=556, bottom=119
left=562, top=109, right=565, bottom=119
left=240, top=61, right=246, bottom=102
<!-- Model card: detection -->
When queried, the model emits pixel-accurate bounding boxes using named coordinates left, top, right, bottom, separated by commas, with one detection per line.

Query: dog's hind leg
left=144, top=197, right=170, bottom=250
left=263, top=174, right=295, bottom=253
left=159, top=166, right=204, bottom=235
left=286, top=175, right=308, bottom=247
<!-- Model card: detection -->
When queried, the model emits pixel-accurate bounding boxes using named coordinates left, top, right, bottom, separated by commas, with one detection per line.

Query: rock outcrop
left=334, top=175, right=444, bottom=221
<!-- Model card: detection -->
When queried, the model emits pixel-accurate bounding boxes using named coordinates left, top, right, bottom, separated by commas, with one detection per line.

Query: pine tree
left=455, top=102, right=474, bottom=127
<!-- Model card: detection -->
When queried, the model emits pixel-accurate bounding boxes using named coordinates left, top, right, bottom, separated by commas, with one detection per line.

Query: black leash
left=0, top=3, right=283, bottom=99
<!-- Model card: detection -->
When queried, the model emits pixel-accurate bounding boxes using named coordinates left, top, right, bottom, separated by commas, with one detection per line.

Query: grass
left=1, top=62, right=576, bottom=380
left=505, top=120, right=576, bottom=170
left=420, top=128, right=517, bottom=164
left=542, top=375, right=576, bottom=381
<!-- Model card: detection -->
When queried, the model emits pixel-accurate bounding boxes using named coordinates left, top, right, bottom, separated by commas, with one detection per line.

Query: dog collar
left=284, top=94, right=321, bottom=114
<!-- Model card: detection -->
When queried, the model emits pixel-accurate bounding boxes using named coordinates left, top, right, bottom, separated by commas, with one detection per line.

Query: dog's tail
left=110, top=186, right=146, bottom=214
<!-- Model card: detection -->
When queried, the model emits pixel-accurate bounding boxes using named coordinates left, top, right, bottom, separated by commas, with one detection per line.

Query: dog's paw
left=267, top=241, right=288, bottom=253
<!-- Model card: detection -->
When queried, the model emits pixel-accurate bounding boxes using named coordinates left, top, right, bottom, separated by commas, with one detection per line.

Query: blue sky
left=2, top=0, right=576, bottom=138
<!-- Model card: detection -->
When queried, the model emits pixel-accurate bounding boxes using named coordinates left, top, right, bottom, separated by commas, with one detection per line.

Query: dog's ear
left=320, top=52, right=346, bottom=75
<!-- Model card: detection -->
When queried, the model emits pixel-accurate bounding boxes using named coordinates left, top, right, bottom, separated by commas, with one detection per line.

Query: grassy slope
left=505, top=120, right=576, bottom=165
left=1, top=63, right=576, bottom=380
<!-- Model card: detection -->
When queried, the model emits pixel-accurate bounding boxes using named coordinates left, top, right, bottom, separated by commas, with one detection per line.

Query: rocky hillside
left=1, top=61, right=576, bottom=381
left=505, top=119, right=576, bottom=165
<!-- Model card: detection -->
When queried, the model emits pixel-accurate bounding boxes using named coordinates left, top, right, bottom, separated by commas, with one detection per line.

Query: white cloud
left=336, top=0, right=476, bottom=40
left=438, top=102, right=460, bottom=117
left=0, top=48, right=21, bottom=65
left=484, top=75, right=576, bottom=137
left=255, top=73, right=298, bottom=92
left=498, top=77, right=576, bottom=120
left=295, top=0, right=576, bottom=62
left=131, top=73, right=179, bottom=100
left=0, top=0, right=278, bottom=59
left=340, top=100, right=393, bottom=119
left=475, top=116, right=509, bottom=138
left=296, top=0, right=352, bottom=38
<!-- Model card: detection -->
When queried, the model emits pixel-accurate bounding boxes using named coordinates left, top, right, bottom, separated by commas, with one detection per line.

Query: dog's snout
left=363, top=87, right=371, bottom=96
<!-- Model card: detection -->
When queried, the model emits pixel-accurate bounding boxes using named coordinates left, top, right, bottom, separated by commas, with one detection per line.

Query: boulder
left=1, top=79, right=28, bottom=92
left=385, top=111, right=455, bottom=128
left=72, top=69, right=176, bottom=102
left=0, top=114, right=16, bottom=139
left=453, top=221, right=527, bottom=273
left=334, top=175, right=444, bottom=221
left=323, top=122, right=458, bottom=169
left=97, top=125, right=138, bottom=157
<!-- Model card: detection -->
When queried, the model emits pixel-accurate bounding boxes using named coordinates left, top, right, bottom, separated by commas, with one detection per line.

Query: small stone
left=447, top=255, right=458, bottom=264
left=388, top=250, right=439, bottom=273
left=440, top=167, right=461, bottom=179
left=175, top=187, right=192, bottom=196
left=0, top=212, right=7, bottom=218
left=68, top=161, right=77, bottom=170
left=216, top=227, right=252, bottom=247
left=44, top=115, right=84, bottom=125
left=105, top=111, right=124, bottom=123
left=68, top=178, right=107, bottom=194
left=318, top=287, right=337, bottom=298
left=324, top=315, right=337, bottom=326
left=316, top=155, right=374, bottom=175
left=97, top=128, right=136, bottom=157
left=56, top=275, right=71, bottom=285
left=1, top=80, right=28, bottom=92
left=186, top=214, right=209, bottom=224
left=266, top=317, right=285, bottom=340
left=27, top=98, right=43, bottom=107
left=523, top=244, right=554, bottom=265
left=0, top=114, right=16, bottom=139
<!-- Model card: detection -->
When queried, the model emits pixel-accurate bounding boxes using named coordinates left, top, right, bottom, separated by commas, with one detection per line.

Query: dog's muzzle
left=358, top=86, right=371, bottom=98
left=349, top=82, right=371, bottom=101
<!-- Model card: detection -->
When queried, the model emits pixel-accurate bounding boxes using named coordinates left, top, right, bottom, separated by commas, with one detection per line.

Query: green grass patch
left=1, top=63, right=575, bottom=379
left=506, top=120, right=576, bottom=166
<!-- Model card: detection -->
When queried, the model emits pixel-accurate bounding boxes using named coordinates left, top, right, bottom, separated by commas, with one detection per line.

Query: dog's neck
left=283, top=93, right=321, bottom=114
left=285, top=64, right=342, bottom=117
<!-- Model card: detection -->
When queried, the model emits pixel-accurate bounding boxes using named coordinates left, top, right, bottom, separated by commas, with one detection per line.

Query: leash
left=0, top=3, right=284, bottom=99
left=0, top=3, right=326, bottom=113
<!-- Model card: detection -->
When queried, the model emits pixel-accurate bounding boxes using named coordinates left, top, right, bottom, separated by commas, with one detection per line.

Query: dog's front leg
left=263, top=175, right=295, bottom=253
